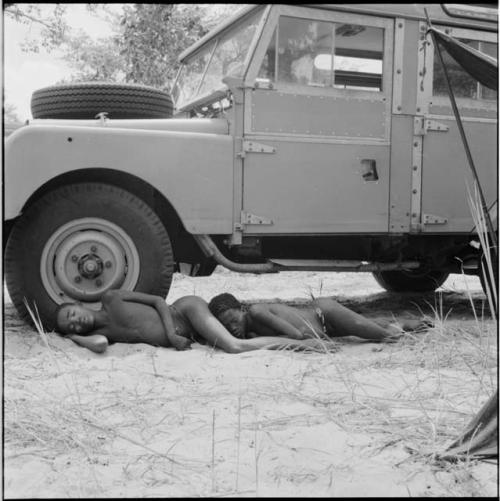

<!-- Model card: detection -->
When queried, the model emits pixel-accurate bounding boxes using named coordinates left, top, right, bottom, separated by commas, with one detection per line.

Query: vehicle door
left=241, top=5, right=394, bottom=234
left=417, top=24, right=497, bottom=233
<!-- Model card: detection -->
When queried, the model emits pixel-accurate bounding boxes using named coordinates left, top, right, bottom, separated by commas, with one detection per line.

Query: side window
left=334, top=25, right=384, bottom=91
left=277, top=17, right=333, bottom=86
left=258, top=16, right=384, bottom=92
left=433, top=39, right=498, bottom=101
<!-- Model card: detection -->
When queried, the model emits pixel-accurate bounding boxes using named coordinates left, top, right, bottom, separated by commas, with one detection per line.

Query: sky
left=4, top=4, right=123, bottom=121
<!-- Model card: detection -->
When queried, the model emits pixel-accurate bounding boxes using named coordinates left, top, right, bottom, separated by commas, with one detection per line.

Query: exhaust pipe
left=193, top=234, right=278, bottom=273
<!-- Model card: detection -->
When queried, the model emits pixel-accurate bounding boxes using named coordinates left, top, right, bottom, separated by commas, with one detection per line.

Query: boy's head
left=55, top=302, right=95, bottom=335
left=208, top=293, right=247, bottom=338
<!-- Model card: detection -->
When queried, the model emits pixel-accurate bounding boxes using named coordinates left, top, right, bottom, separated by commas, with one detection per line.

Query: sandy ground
left=3, top=269, right=498, bottom=498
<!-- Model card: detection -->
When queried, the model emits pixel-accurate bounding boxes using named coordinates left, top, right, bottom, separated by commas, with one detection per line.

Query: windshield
left=172, top=10, right=263, bottom=109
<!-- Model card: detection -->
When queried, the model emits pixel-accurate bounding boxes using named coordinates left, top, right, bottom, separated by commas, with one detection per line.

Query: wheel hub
left=78, top=254, right=104, bottom=279
left=40, top=218, right=140, bottom=305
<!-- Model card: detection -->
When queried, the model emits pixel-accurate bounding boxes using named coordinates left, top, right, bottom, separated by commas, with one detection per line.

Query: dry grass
left=4, top=258, right=497, bottom=497
left=4, top=300, right=496, bottom=497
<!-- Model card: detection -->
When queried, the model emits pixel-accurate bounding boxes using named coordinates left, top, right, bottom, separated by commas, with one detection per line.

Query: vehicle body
left=4, top=4, right=498, bottom=326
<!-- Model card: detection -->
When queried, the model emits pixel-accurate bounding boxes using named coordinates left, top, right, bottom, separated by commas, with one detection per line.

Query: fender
left=5, top=122, right=234, bottom=234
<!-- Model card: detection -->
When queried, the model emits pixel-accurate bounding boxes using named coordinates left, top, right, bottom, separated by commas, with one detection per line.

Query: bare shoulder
left=173, top=295, right=209, bottom=310
left=101, top=289, right=122, bottom=304
left=248, top=303, right=272, bottom=317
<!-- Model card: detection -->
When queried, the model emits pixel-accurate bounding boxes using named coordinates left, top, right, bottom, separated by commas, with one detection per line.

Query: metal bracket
left=95, top=112, right=109, bottom=125
left=423, top=213, right=448, bottom=225
left=424, top=119, right=449, bottom=133
left=241, top=211, right=273, bottom=226
left=414, top=117, right=449, bottom=135
left=239, top=141, right=276, bottom=158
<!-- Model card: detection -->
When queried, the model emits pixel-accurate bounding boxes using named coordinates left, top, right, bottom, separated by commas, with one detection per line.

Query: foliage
left=4, top=103, right=22, bottom=123
left=4, top=4, right=68, bottom=52
left=7, top=3, right=248, bottom=90
left=117, top=4, right=207, bottom=89
left=60, top=34, right=125, bottom=84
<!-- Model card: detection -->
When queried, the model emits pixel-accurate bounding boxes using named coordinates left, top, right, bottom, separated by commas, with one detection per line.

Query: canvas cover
left=428, top=27, right=498, bottom=90
left=439, top=391, right=498, bottom=460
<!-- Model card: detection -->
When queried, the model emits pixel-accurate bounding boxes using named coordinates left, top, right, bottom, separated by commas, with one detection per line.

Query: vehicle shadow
left=274, top=290, right=492, bottom=320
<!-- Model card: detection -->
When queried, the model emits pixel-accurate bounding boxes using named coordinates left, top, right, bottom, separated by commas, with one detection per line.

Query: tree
left=4, top=103, right=22, bottom=123
left=119, top=4, right=208, bottom=89
left=59, top=34, right=125, bottom=83
left=4, top=3, right=68, bottom=52
left=6, top=4, right=250, bottom=89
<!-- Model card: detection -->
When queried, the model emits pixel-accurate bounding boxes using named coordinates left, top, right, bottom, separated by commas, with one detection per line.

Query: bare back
left=248, top=303, right=325, bottom=338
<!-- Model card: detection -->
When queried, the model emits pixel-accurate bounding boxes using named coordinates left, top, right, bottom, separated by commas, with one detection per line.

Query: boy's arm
left=102, top=290, right=191, bottom=350
left=67, top=334, right=108, bottom=353
left=250, top=306, right=304, bottom=339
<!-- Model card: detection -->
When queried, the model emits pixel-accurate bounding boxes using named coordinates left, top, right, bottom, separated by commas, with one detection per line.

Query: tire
left=31, top=82, right=174, bottom=120
left=372, top=268, right=449, bottom=292
left=5, top=183, right=174, bottom=330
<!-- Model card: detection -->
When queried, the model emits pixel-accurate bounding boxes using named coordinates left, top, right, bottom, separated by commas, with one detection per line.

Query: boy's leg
left=314, top=298, right=396, bottom=342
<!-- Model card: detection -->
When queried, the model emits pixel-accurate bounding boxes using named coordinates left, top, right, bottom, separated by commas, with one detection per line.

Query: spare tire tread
left=31, top=82, right=174, bottom=119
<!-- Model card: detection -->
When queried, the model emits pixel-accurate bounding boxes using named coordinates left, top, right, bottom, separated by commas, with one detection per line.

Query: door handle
left=360, top=159, right=379, bottom=181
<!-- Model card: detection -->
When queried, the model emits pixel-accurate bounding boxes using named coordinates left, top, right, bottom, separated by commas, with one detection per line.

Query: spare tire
left=31, top=82, right=174, bottom=119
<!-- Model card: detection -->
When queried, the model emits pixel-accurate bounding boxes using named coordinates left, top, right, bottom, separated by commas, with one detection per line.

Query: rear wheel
left=372, top=268, right=449, bottom=292
left=5, top=183, right=174, bottom=330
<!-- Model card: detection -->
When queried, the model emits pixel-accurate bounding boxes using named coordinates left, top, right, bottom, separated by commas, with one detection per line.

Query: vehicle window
left=258, top=17, right=384, bottom=91
left=433, top=39, right=497, bottom=101
left=173, top=10, right=262, bottom=109
left=334, top=25, right=384, bottom=91
left=277, top=17, right=333, bottom=86
left=198, top=11, right=262, bottom=96
left=171, top=41, right=215, bottom=106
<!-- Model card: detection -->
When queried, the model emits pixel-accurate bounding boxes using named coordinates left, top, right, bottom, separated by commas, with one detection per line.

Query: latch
left=238, top=141, right=276, bottom=158
left=241, top=211, right=273, bottom=226
left=422, top=213, right=448, bottom=225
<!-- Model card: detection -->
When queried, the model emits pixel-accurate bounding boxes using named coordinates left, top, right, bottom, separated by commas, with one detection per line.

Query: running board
left=194, top=235, right=421, bottom=274
left=268, top=259, right=421, bottom=272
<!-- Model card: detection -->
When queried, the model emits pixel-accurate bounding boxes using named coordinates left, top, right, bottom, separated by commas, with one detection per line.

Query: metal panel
left=430, top=104, right=498, bottom=120
left=421, top=119, right=497, bottom=233
left=243, top=141, right=390, bottom=233
left=388, top=115, right=413, bottom=233
left=5, top=126, right=234, bottom=234
left=251, top=91, right=387, bottom=138
left=415, top=21, right=432, bottom=117
left=392, top=18, right=405, bottom=114
left=410, top=135, right=423, bottom=232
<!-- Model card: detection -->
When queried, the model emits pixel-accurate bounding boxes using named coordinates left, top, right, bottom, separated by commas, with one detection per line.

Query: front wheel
left=372, top=268, right=449, bottom=292
left=5, top=183, right=174, bottom=330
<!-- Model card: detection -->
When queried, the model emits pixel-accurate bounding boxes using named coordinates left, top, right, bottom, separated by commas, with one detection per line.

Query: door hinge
left=425, top=119, right=449, bottom=133
left=238, top=141, right=276, bottom=158
left=241, top=211, right=274, bottom=226
left=414, top=117, right=449, bottom=135
left=423, top=213, right=448, bottom=225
